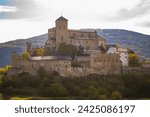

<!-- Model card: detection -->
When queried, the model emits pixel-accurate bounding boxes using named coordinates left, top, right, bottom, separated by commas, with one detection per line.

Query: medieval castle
left=10, top=16, right=128, bottom=77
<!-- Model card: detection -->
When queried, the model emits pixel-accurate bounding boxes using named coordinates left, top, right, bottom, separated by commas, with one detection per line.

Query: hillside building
left=10, top=16, right=123, bottom=77
left=45, top=16, right=106, bottom=52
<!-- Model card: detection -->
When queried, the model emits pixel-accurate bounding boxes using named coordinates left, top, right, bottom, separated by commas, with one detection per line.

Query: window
left=61, top=36, right=63, bottom=41
left=88, top=34, right=91, bottom=38
left=59, top=26, right=61, bottom=30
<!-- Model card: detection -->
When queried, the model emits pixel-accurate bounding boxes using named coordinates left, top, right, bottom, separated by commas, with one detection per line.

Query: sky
left=0, top=0, right=150, bottom=43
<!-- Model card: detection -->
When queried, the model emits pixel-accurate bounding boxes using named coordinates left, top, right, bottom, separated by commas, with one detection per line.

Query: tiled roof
left=56, top=16, right=68, bottom=21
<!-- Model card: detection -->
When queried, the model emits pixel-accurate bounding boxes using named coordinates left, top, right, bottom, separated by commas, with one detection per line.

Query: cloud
left=138, top=22, right=150, bottom=28
left=0, top=6, right=17, bottom=12
left=118, top=0, right=150, bottom=18
left=104, top=0, right=150, bottom=21
left=0, top=0, right=48, bottom=19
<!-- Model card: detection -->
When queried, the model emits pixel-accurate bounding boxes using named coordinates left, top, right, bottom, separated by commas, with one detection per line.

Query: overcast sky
left=0, top=0, right=150, bottom=43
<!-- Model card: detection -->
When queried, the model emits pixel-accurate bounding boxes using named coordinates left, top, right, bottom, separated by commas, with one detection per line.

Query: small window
left=59, top=26, right=61, bottom=30
left=61, top=36, right=63, bottom=41
left=88, top=34, right=91, bottom=38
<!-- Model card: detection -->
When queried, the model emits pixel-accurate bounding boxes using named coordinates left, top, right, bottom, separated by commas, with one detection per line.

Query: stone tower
left=55, top=16, right=69, bottom=48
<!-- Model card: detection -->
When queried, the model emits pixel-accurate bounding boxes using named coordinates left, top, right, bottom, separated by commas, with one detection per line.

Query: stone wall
left=11, top=57, right=71, bottom=77
left=90, top=53, right=122, bottom=75
left=123, top=66, right=150, bottom=74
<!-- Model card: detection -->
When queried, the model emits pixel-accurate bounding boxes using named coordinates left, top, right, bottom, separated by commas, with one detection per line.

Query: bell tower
left=55, top=16, right=69, bottom=48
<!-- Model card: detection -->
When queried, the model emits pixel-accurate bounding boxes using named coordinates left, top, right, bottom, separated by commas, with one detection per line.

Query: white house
left=107, top=47, right=129, bottom=66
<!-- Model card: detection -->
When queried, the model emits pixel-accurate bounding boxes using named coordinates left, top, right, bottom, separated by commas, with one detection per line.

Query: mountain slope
left=0, top=29, right=150, bottom=58
left=97, top=29, right=150, bottom=58
left=0, top=34, right=47, bottom=48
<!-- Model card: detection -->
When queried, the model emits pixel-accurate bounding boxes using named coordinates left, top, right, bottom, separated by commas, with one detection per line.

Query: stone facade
left=90, top=53, right=121, bottom=75
left=107, top=47, right=129, bottom=66
left=10, top=52, right=122, bottom=77
left=45, top=16, right=106, bottom=51
left=11, top=54, right=72, bottom=77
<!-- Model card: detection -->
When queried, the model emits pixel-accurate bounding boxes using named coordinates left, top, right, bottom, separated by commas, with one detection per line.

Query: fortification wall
left=90, top=53, right=122, bottom=75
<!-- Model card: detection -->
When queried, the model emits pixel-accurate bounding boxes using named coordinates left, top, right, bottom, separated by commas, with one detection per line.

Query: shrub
left=111, top=91, right=122, bottom=100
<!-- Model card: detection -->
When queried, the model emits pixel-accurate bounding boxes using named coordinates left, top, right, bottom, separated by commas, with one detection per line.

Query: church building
left=45, top=16, right=106, bottom=51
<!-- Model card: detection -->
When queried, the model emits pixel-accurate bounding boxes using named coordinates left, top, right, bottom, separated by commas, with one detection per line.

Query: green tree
left=21, top=52, right=31, bottom=60
left=128, top=54, right=139, bottom=66
left=0, top=68, right=6, bottom=74
left=37, top=67, right=48, bottom=78
left=85, top=86, right=99, bottom=99
left=111, top=91, right=122, bottom=100
left=44, top=47, right=52, bottom=56
left=37, top=48, right=45, bottom=57
left=57, top=43, right=78, bottom=58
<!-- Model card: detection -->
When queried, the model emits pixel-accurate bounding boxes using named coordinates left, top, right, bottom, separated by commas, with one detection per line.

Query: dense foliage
left=0, top=67, right=150, bottom=99
left=0, top=65, right=12, bottom=75
left=57, top=43, right=78, bottom=59
left=128, top=54, right=140, bottom=66
left=21, top=52, right=31, bottom=60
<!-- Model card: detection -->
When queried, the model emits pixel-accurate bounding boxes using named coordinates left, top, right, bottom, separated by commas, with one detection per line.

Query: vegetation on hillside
left=128, top=54, right=140, bottom=66
left=0, top=67, right=150, bottom=100
left=0, top=65, right=12, bottom=75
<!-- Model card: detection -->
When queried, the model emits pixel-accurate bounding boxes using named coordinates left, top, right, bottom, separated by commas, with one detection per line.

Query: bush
left=111, top=91, right=122, bottom=100
left=0, top=93, right=3, bottom=100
